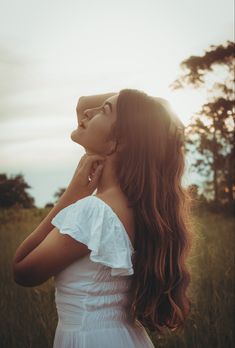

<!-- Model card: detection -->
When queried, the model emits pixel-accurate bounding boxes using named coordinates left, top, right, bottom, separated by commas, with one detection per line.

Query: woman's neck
left=85, top=149, right=120, bottom=195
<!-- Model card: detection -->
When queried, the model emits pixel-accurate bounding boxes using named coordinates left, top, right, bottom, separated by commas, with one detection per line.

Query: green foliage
left=1, top=207, right=234, bottom=347
left=44, top=202, right=54, bottom=208
left=0, top=173, right=36, bottom=209
left=53, top=187, right=66, bottom=204
left=171, top=41, right=235, bottom=207
left=171, top=41, right=234, bottom=88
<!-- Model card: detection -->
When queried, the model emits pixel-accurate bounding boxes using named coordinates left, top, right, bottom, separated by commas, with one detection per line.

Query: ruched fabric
left=51, top=195, right=155, bottom=348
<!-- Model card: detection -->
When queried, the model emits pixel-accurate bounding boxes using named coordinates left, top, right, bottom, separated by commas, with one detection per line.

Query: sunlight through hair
left=109, top=88, right=194, bottom=334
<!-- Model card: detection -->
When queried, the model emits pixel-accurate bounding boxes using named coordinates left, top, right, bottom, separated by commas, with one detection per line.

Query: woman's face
left=71, top=94, right=119, bottom=156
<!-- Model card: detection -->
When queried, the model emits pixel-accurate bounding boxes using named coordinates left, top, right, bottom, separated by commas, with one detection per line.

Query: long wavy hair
left=107, top=88, right=193, bottom=334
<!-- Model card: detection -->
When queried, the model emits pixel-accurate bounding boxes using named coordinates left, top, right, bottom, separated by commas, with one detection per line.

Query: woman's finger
left=81, top=154, right=107, bottom=172
left=88, top=163, right=104, bottom=190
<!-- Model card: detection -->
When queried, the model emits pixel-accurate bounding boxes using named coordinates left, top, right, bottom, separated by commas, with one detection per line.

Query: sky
left=0, top=0, right=234, bottom=207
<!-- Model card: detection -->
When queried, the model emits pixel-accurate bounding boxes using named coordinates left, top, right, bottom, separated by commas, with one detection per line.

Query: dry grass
left=0, top=207, right=234, bottom=347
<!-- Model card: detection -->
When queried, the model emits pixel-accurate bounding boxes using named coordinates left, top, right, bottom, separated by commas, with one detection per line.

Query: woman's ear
left=107, top=139, right=125, bottom=156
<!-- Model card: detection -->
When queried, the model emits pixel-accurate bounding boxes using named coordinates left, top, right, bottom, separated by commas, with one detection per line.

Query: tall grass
left=0, top=207, right=234, bottom=347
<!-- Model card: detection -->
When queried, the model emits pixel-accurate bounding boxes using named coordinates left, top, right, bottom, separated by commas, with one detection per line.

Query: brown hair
left=110, top=88, right=193, bottom=334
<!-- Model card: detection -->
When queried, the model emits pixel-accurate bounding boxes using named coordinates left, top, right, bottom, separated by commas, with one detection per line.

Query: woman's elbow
left=12, top=263, right=37, bottom=287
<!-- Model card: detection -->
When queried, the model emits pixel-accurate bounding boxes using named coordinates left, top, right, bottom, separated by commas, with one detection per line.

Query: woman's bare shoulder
left=95, top=188, right=129, bottom=212
left=95, top=188, right=135, bottom=243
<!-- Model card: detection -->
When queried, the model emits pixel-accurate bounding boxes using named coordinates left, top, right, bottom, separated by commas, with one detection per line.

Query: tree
left=0, top=173, right=35, bottom=208
left=171, top=41, right=235, bottom=210
left=44, top=202, right=54, bottom=208
left=53, top=187, right=66, bottom=204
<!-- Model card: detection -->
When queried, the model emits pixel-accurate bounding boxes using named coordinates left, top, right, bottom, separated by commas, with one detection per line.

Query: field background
left=0, top=207, right=234, bottom=348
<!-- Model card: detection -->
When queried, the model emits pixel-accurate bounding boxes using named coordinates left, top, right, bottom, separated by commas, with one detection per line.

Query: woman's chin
left=70, top=129, right=81, bottom=143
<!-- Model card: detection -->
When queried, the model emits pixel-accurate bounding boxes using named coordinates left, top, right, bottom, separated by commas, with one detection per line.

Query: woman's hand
left=60, top=154, right=107, bottom=204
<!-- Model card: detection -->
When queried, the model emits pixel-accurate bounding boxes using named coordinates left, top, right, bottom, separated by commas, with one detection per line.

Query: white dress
left=51, top=194, right=155, bottom=348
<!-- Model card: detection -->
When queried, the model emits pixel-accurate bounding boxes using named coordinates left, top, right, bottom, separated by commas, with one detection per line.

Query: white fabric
left=51, top=195, right=155, bottom=348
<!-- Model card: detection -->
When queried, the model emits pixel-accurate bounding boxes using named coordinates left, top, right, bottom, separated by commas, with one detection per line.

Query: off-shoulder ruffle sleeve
left=51, top=196, right=134, bottom=277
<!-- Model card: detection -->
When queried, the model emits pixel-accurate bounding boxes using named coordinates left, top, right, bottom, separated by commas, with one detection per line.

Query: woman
left=12, top=89, right=193, bottom=347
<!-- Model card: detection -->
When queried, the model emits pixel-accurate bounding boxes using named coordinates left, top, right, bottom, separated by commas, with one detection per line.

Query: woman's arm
left=13, top=150, right=106, bottom=265
left=12, top=185, right=88, bottom=265
left=13, top=93, right=113, bottom=266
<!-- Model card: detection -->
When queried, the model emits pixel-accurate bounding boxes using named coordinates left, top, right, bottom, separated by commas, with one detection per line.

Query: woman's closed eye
left=101, top=104, right=110, bottom=114
left=92, top=106, right=105, bottom=116
left=84, top=110, right=92, bottom=118
left=84, top=105, right=106, bottom=118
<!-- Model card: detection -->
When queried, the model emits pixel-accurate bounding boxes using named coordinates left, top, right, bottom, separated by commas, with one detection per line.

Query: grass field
left=0, top=207, right=234, bottom=348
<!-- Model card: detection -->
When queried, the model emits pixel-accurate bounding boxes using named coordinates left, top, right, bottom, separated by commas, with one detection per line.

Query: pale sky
left=0, top=0, right=234, bottom=207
